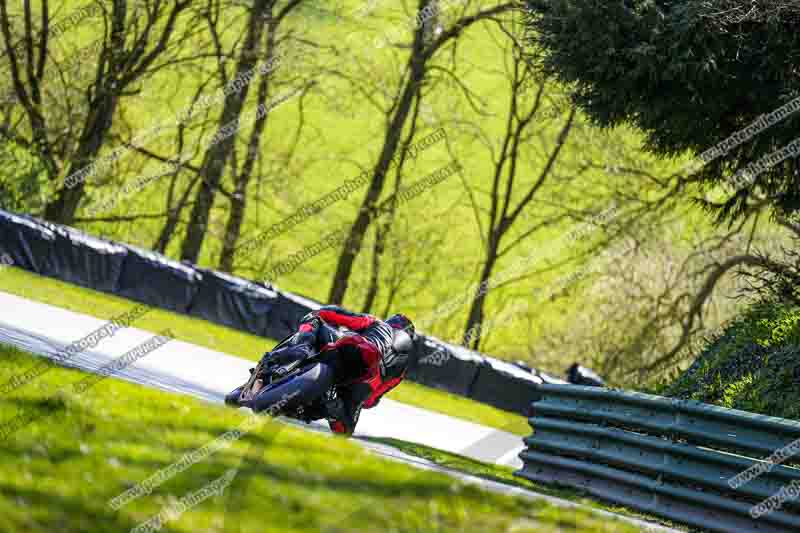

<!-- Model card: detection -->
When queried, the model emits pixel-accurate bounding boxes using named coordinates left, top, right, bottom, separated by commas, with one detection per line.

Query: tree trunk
left=180, top=0, right=270, bottom=263
left=327, top=37, right=426, bottom=304
left=361, top=223, right=386, bottom=312
left=153, top=208, right=182, bottom=254
left=153, top=176, right=198, bottom=254
left=219, top=14, right=277, bottom=273
left=325, top=0, right=517, bottom=304
left=359, top=89, right=423, bottom=312
left=219, top=172, right=248, bottom=272
left=39, top=0, right=189, bottom=224
left=43, top=92, right=119, bottom=223
left=463, top=236, right=500, bottom=350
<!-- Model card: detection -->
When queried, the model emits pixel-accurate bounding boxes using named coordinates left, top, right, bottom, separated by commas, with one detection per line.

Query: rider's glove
left=300, top=311, right=319, bottom=325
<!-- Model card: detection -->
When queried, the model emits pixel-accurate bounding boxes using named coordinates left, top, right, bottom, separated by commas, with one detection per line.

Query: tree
left=326, top=0, right=518, bottom=305
left=359, top=95, right=424, bottom=312
left=179, top=0, right=317, bottom=265
left=216, top=2, right=315, bottom=272
left=0, top=0, right=193, bottom=224
left=460, top=40, right=577, bottom=349
left=179, top=0, right=275, bottom=263
left=535, top=218, right=778, bottom=385
left=524, top=0, right=800, bottom=225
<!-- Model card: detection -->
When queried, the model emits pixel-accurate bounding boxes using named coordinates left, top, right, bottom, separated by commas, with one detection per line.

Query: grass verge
left=0, top=344, right=633, bottom=532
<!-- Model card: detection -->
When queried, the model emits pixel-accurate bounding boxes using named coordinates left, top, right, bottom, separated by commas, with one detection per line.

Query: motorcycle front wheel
left=245, top=361, right=334, bottom=415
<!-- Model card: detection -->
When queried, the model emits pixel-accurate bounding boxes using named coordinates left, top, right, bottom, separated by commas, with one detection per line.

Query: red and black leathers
left=256, top=306, right=409, bottom=435
left=305, top=306, right=408, bottom=433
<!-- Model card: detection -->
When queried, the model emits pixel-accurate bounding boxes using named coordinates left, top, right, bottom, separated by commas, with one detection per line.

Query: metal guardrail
left=514, top=385, right=800, bottom=533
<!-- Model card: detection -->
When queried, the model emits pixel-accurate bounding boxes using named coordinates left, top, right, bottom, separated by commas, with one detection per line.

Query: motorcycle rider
left=227, top=306, right=416, bottom=436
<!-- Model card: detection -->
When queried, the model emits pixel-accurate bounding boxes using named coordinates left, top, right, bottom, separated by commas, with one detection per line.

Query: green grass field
left=0, top=344, right=638, bottom=533
left=0, top=265, right=531, bottom=436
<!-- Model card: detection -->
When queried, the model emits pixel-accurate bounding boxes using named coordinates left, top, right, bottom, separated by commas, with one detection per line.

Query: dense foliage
left=664, top=299, right=800, bottom=421
left=525, top=0, right=800, bottom=223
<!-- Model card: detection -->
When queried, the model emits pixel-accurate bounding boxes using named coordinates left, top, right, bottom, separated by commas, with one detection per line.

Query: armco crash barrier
left=406, top=335, right=557, bottom=413
left=470, top=358, right=548, bottom=416
left=0, top=208, right=548, bottom=415
left=516, top=385, right=800, bottom=533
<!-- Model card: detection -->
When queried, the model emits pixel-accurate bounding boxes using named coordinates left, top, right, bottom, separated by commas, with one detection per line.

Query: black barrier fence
left=117, top=244, right=201, bottom=314
left=0, top=208, right=556, bottom=416
left=407, top=337, right=483, bottom=397
left=49, top=225, right=129, bottom=293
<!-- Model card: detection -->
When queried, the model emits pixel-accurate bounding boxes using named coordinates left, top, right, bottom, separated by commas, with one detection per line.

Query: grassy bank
left=663, top=299, right=800, bottom=422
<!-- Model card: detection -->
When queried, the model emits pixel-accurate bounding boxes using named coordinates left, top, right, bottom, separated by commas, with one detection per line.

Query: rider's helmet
left=387, top=313, right=415, bottom=338
left=386, top=313, right=416, bottom=354
left=383, top=314, right=415, bottom=381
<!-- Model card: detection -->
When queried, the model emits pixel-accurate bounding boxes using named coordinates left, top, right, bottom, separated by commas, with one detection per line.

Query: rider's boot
left=326, top=383, right=372, bottom=436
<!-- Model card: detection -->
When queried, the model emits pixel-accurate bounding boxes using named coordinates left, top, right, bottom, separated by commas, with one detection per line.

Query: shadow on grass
left=3, top=395, right=67, bottom=411
left=0, top=482, right=186, bottom=533
left=219, top=431, right=539, bottom=533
